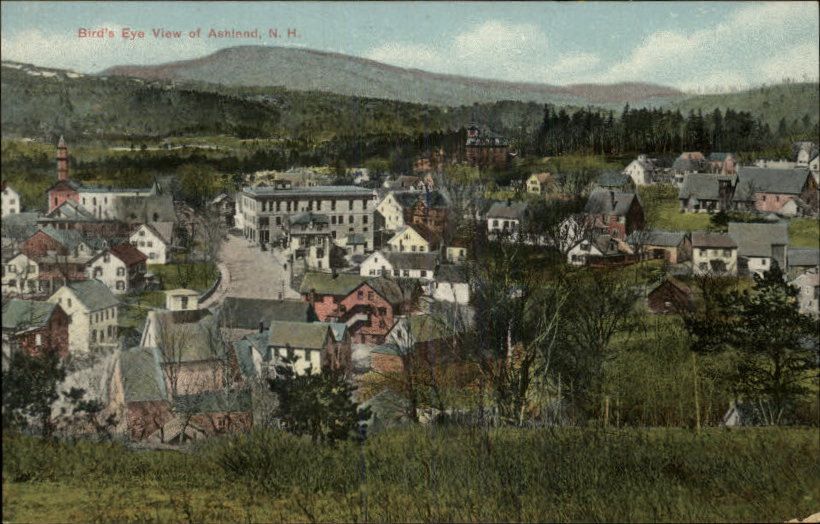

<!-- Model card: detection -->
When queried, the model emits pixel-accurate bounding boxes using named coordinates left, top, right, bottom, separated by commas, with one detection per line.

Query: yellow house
left=387, top=224, right=439, bottom=253
left=526, top=172, right=555, bottom=194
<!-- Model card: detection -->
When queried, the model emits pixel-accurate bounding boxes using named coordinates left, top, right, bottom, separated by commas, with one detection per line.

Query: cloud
left=598, top=2, right=819, bottom=91
left=547, top=52, right=601, bottom=77
left=1, top=24, right=210, bottom=72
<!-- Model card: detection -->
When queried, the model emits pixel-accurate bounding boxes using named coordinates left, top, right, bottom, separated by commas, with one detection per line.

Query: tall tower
left=56, top=136, right=69, bottom=181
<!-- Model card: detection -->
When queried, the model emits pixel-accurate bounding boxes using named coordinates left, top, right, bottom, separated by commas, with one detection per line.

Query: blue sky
left=2, top=1, right=818, bottom=92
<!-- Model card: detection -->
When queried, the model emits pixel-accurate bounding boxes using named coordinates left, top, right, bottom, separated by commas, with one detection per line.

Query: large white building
left=1, top=183, right=21, bottom=217
left=78, top=181, right=161, bottom=220
left=236, top=185, right=376, bottom=251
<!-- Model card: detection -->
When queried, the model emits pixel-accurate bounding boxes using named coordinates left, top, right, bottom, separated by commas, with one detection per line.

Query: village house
left=786, top=248, right=819, bottom=278
left=130, top=222, right=174, bottom=265
left=287, top=211, right=333, bottom=271
left=300, top=272, right=418, bottom=345
left=627, top=230, right=691, bottom=263
left=360, top=251, right=438, bottom=281
left=732, top=167, right=817, bottom=217
left=112, top=346, right=172, bottom=440
left=2, top=252, right=40, bottom=297
left=486, top=201, right=528, bottom=239
left=165, top=288, right=200, bottom=311
left=691, top=232, right=738, bottom=276
left=431, top=265, right=470, bottom=305
left=387, top=223, right=441, bottom=253
left=678, top=173, right=735, bottom=213
left=236, top=185, right=376, bottom=250
left=140, top=309, right=227, bottom=396
left=48, top=279, right=120, bottom=353
left=790, top=268, right=819, bottom=317
left=394, top=175, right=425, bottom=191
left=583, top=190, right=645, bottom=240
left=37, top=199, right=129, bottom=239
left=376, top=190, right=448, bottom=234
left=727, top=222, right=788, bottom=277
left=217, top=296, right=317, bottom=342
left=623, top=155, right=656, bottom=186
left=1, top=182, right=21, bottom=217
left=20, top=226, right=95, bottom=259
left=707, top=153, right=737, bottom=175
left=445, top=237, right=469, bottom=265
left=526, top=172, right=556, bottom=195
left=2, top=299, right=69, bottom=358
left=267, top=320, right=351, bottom=375
left=465, top=124, right=510, bottom=169
left=85, top=243, right=148, bottom=294
left=370, top=314, right=456, bottom=374
left=646, top=277, right=694, bottom=315
left=208, top=192, right=236, bottom=228
left=567, top=234, right=627, bottom=266
left=671, top=152, right=708, bottom=186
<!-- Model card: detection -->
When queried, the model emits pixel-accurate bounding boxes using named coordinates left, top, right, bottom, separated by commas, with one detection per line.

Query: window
left=116, top=281, right=124, bottom=290
left=363, top=215, right=368, bottom=224
left=331, top=200, right=337, bottom=211
left=67, top=298, right=72, bottom=308
left=181, top=296, right=189, bottom=309
left=699, top=249, right=707, bottom=256
left=35, top=334, right=42, bottom=346
left=723, top=249, right=731, bottom=257
left=331, top=216, right=337, bottom=225
left=91, top=330, right=97, bottom=343
left=394, top=270, right=400, bottom=277
left=421, top=270, right=427, bottom=277
left=349, top=215, right=354, bottom=224
left=357, top=290, right=364, bottom=299
left=7, top=265, right=15, bottom=273
left=107, top=326, right=113, bottom=338
left=146, top=242, right=153, bottom=248
left=368, top=291, right=373, bottom=300
left=761, top=259, right=768, bottom=266
left=403, top=270, right=410, bottom=277
left=116, top=267, right=125, bottom=276
left=103, top=253, right=110, bottom=263
left=138, top=230, right=145, bottom=237
left=412, top=246, right=417, bottom=252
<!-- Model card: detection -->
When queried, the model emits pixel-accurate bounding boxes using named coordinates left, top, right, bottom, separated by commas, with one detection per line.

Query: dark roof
left=39, top=226, right=86, bottom=250
left=627, top=230, right=687, bottom=247
left=220, top=297, right=315, bottom=329
left=268, top=321, right=330, bottom=349
left=691, top=231, right=737, bottom=249
left=384, top=252, right=438, bottom=271
left=112, top=194, right=176, bottom=223
left=1, top=212, right=41, bottom=240
left=672, top=152, right=707, bottom=173
left=109, top=243, right=148, bottom=266
left=788, top=248, right=819, bottom=268
left=678, top=173, right=733, bottom=201
left=733, top=167, right=812, bottom=200
left=243, top=185, right=374, bottom=198
left=435, top=264, right=468, bottom=283
left=2, top=300, right=58, bottom=330
left=174, top=389, right=252, bottom=414
left=120, top=347, right=168, bottom=403
left=46, top=200, right=95, bottom=221
left=364, top=278, right=408, bottom=305
left=300, top=272, right=368, bottom=296
left=584, top=190, right=639, bottom=217
left=61, top=280, right=120, bottom=311
left=392, top=189, right=449, bottom=210
left=487, top=201, right=528, bottom=219
left=648, top=277, right=692, bottom=298
left=728, top=222, right=789, bottom=258
left=597, top=171, right=632, bottom=188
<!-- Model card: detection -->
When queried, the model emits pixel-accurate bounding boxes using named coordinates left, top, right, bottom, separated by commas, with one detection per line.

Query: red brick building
left=299, top=272, right=418, bottom=345
left=465, top=124, right=510, bottom=169
left=2, top=299, right=69, bottom=358
left=406, top=192, right=449, bottom=235
left=47, top=137, right=81, bottom=213
left=583, top=190, right=645, bottom=240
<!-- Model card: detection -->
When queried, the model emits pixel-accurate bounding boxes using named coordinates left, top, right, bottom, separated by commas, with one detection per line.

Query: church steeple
left=57, top=136, right=69, bottom=181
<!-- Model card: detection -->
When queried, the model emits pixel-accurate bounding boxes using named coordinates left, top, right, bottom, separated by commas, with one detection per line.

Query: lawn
left=3, top=427, right=818, bottom=523
left=789, top=218, right=820, bottom=248
left=651, top=201, right=712, bottom=232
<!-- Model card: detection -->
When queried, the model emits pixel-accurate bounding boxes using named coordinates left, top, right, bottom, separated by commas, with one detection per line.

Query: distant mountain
left=101, top=45, right=685, bottom=109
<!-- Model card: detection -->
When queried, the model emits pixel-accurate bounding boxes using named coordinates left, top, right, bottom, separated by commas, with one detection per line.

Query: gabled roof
left=220, top=297, right=315, bottom=329
left=45, top=200, right=95, bottom=221
left=58, top=280, right=120, bottom=311
left=672, top=152, right=707, bottom=173
left=598, top=171, right=632, bottom=188
left=627, top=230, right=687, bottom=247
left=728, top=222, right=789, bottom=258
left=38, top=226, right=86, bottom=250
left=148, top=310, right=223, bottom=362
left=584, top=190, right=639, bottom=217
left=120, top=347, right=168, bottom=403
left=109, top=243, right=148, bottom=266
left=678, top=173, right=734, bottom=201
left=1, top=212, right=40, bottom=240
left=788, top=248, right=819, bottom=268
left=2, top=300, right=58, bottom=330
left=268, top=321, right=330, bottom=350
left=648, top=277, right=692, bottom=297
left=733, top=167, right=812, bottom=200
left=487, top=201, right=528, bottom=219
left=384, top=252, right=438, bottom=271
left=137, top=222, right=174, bottom=244
left=389, top=223, right=441, bottom=247
left=691, top=231, right=737, bottom=249
left=361, top=278, right=408, bottom=305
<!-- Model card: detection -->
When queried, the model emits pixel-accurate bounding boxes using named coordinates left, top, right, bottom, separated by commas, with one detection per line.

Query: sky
left=1, top=1, right=818, bottom=92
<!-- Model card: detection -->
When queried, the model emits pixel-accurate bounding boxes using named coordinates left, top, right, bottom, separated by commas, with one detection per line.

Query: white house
left=376, top=192, right=413, bottom=232
left=166, top=288, right=200, bottom=311
left=360, top=251, right=437, bottom=280
left=129, top=223, right=173, bottom=265
left=623, top=155, right=656, bottom=186
left=2, top=253, right=39, bottom=297
left=48, top=279, right=120, bottom=353
left=78, top=181, right=159, bottom=220
left=432, top=265, right=470, bottom=305
left=85, top=243, right=148, bottom=294
left=728, top=222, right=789, bottom=277
left=1, top=183, right=21, bottom=217
left=691, top=232, right=738, bottom=276
left=567, top=238, right=605, bottom=266
left=791, top=268, right=819, bottom=317
left=445, top=242, right=468, bottom=264
left=387, top=224, right=437, bottom=253
left=486, top=201, right=528, bottom=239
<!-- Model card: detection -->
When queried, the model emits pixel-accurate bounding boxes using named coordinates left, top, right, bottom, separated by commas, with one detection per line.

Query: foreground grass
left=4, top=427, right=819, bottom=523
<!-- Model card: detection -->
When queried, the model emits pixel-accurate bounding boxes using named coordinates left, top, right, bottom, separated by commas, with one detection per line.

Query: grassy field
left=790, top=218, right=820, bottom=248
left=3, top=427, right=818, bottom=523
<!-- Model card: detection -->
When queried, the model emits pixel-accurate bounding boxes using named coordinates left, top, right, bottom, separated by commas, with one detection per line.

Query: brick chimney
left=56, top=136, right=69, bottom=181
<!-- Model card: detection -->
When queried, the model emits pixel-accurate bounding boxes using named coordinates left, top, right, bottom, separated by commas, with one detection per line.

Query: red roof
left=110, top=243, right=148, bottom=266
